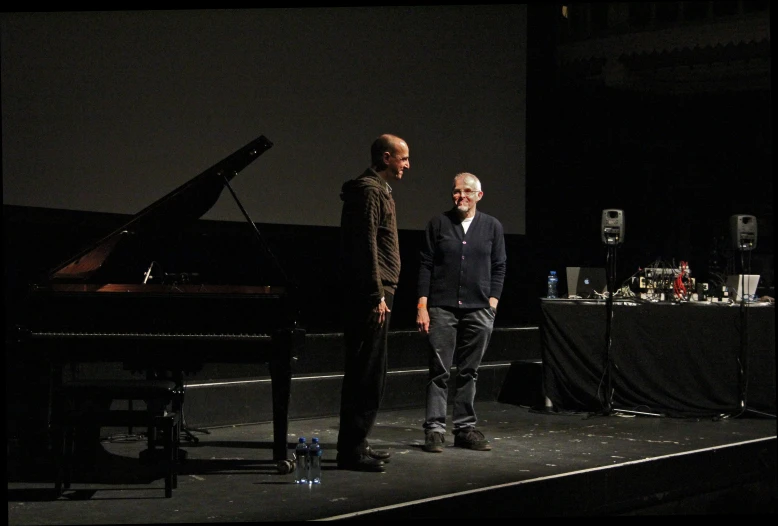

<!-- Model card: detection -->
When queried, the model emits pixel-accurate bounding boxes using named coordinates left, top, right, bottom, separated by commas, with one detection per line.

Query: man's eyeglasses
left=452, top=189, right=479, bottom=197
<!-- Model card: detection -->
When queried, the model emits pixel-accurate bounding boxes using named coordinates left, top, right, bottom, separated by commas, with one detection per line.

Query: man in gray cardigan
left=416, top=172, right=507, bottom=453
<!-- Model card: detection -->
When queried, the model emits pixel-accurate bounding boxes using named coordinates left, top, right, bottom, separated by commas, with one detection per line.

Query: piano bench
left=51, top=379, right=183, bottom=499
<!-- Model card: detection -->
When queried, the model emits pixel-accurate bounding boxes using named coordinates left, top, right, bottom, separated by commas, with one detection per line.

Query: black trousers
left=336, top=291, right=393, bottom=456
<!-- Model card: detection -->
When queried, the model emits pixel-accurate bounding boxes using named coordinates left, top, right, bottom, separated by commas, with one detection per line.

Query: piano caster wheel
left=277, top=459, right=294, bottom=474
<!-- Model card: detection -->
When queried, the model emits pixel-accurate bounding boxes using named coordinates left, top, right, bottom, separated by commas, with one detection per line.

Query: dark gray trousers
left=423, top=306, right=495, bottom=434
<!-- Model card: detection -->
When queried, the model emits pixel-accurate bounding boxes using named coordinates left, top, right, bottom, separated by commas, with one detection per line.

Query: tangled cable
left=673, top=261, right=690, bottom=300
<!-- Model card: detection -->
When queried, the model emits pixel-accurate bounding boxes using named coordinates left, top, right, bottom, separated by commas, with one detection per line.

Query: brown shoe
left=453, top=428, right=491, bottom=451
left=422, top=432, right=445, bottom=453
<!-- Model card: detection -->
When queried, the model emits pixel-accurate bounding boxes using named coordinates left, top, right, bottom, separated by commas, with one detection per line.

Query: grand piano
left=16, top=135, right=305, bottom=468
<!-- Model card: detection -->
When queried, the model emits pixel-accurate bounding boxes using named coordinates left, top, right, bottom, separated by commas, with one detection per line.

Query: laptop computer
left=725, top=274, right=760, bottom=302
left=566, top=267, right=607, bottom=299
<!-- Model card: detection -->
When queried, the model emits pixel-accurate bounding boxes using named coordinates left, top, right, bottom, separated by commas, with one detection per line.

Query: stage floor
left=7, top=401, right=777, bottom=522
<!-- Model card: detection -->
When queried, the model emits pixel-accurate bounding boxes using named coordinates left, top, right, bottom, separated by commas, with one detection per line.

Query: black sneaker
left=422, top=432, right=445, bottom=453
left=453, top=428, right=491, bottom=451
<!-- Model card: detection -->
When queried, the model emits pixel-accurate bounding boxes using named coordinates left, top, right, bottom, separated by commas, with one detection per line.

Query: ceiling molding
left=557, top=14, right=769, bottom=64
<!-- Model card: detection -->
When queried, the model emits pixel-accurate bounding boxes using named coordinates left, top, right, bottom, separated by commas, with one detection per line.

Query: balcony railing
left=560, top=1, right=769, bottom=42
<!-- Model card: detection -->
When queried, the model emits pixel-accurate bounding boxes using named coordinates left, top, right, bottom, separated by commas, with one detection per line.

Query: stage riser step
left=190, top=327, right=540, bottom=380
left=178, top=361, right=543, bottom=429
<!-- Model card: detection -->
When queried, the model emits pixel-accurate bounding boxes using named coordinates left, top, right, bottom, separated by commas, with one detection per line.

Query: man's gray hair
left=453, top=172, right=482, bottom=191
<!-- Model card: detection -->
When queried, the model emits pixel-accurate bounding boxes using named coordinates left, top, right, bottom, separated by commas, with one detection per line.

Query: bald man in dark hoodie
left=336, top=134, right=410, bottom=472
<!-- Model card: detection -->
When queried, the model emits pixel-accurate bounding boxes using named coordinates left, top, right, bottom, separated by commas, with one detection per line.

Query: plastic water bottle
left=547, top=271, right=558, bottom=299
left=294, top=437, right=308, bottom=484
left=307, top=437, right=322, bottom=484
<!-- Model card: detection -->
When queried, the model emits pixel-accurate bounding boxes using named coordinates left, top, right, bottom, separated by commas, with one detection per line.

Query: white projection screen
left=2, top=6, right=527, bottom=234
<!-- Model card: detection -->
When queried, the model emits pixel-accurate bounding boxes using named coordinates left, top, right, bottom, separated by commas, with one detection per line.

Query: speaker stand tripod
left=588, top=243, right=660, bottom=419
left=732, top=258, right=776, bottom=420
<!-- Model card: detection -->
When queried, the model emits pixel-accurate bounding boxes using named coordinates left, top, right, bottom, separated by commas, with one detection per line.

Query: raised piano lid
left=45, top=135, right=273, bottom=282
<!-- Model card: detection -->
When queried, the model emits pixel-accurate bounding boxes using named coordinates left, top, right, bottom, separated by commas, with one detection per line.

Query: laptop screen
left=566, top=267, right=607, bottom=299
left=725, top=274, right=760, bottom=301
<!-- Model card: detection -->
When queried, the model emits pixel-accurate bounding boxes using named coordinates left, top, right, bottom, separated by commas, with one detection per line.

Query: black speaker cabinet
left=601, top=209, right=625, bottom=245
left=730, top=214, right=757, bottom=251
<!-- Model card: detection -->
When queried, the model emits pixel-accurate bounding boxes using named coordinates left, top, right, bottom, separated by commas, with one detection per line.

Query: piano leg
left=268, top=328, right=304, bottom=464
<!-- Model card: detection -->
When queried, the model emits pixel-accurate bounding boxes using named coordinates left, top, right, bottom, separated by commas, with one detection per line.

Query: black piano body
left=15, top=135, right=304, bottom=464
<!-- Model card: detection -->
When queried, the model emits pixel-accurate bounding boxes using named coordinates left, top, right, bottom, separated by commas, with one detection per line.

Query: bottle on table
left=547, top=271, right=558, bottom=299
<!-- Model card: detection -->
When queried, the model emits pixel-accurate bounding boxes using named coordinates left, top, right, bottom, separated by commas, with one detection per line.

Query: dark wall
left=1, top=7, right=529, bottom=234
left=524, top=5, right=773, bottom=297
left=532, top=86, right=772, bottom=278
